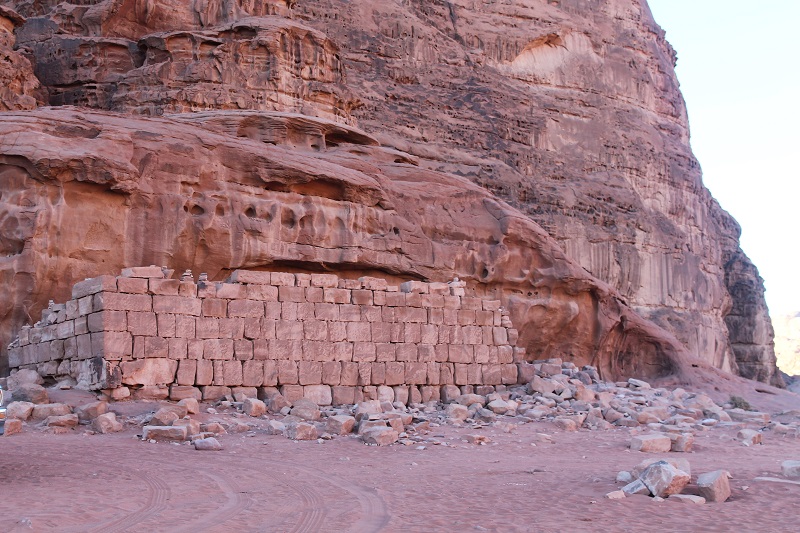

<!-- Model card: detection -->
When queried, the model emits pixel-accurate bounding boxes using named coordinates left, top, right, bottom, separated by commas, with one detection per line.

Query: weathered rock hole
left=290, top=179, right=345, bottom=201
left=281, top=208, right=296, bottom=228
left=245, top=206, right=257, bottom=218
left=190, top=205, right=205, bottom=216
left=215, top=205, right=225, bottom=217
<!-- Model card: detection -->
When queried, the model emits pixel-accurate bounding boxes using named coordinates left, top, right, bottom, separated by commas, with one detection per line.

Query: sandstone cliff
left=0, top=0, right=780, bottom=385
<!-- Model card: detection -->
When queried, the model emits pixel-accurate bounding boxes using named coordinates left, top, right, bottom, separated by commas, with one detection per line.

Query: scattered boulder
left=75, top=401, right=109, bottom=422
left=151, top=408, right=180, bottom=427
left=290, top=400, right=321, bottom=421
left=696, top=470, right=731, bottom=503
left=6, top=401, right=34, bottom=421
left=265, top=420, right=286, bottom=435
left=7, top=369, right=43, bottom=389
left=669, top=433, right=694, bottom=452
left=668, top=494, right=705, bottom=504
left=242, top=398, right=266, bottom=417
left=194, top=437, right=223, bottom=451
left=286, top=422, right=318, bottom=441
left=640, top=461, right=690, bottom=498
left=621, top=479, right=649, bottom=496
left=737, top=429, right=762, bottom=446
left=630, top=434, right=672, bottom=453
left=446, top=403, right=469, bottom=421
left=44, top=414, right=79, bottom=428
left=93, top=412, right=123, bottom=434
left=143, top=425, right=188, bottom=442
left=781, top=460, right=800, bottom=478
left=2, top=418, right=23, bottom=436
left=173, top=418, right=201, bottom=436
left=31, top=403, right=72, bottom=420
left=178, top=398, right=200, bottom=414
left=268, top=394, right=292, bottom=414
left=12, top=383, right=49, bottom=404
left=361, top=426, right=399, bottom=446
left=327, top=415, right=356, bottom=435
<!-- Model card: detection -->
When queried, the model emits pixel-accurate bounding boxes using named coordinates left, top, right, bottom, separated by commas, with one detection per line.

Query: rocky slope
left=0, top=0, right=780, bottom=385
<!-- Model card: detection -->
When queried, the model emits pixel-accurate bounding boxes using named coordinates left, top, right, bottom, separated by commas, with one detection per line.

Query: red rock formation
left=0, top=0, right=780, bottom=385
left=0, top=6, right=43, bottom=110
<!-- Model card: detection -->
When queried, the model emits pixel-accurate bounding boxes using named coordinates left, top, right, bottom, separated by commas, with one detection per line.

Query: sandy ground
left=2, top=398, right=800, bottom=533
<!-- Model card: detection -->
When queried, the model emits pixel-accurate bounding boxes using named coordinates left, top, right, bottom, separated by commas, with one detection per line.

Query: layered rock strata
left=8, top=268, right=524, bottom=404
left=0, top=0, right=779, bottom=385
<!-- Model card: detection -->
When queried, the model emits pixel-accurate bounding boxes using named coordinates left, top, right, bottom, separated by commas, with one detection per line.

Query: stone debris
left=194, top=437, right=223, bottom=451
left=361, top=426, right=399, bottom=446
left=151, top=408, right=180, bottom=427
left=605, top=490, right=626, bottom=500
left=2, top=418, right=23, bottom=437
left=781, top=460, right=800, bottom=478
left=93, top=412, right=123, bottom=434
left=286, top=422, right=318, bottom=441
left=696, top=470, right=731, bottom=503
left=143, top=425, right=188, bottom=442
left=630, top=434, right=672, bottom=453
left=640, top=461, right=690, bottom=498
left=668, top=494, right=706, bottom=504
left=178, top=398, right=200, bottom=415
left=44, top=414, right=79, bottom=428
left=6, top=401, right=34, bottom=421
left=737, top=428, right=762, bottom=446
left=12, top=383, right=49, bottom=404
left=31, top=403, right=72, bottom=420
left=242, top=398, right=266, bottom=417
left=75, top=401, right=109, bottom=422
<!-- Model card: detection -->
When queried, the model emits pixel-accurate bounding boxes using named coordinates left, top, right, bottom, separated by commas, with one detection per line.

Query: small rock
left=361, top=426, right=399, bottom=446
left=173, top=418, right=201, bottom=436
left=6, top=401, right=34, bottom=421
left=630, top=433, right=672, bottom=453
left=2, top=418, right=23, bottom=436
left=7, top=369, right=43, bottom=389
left=446, top=403, right=469, bottom=421
left=287, top=422, right=318, bottom=441
left=92, top=412, right=123, bottom=434
left=466, top=434, right=491, bottom=445
left=622, top=479, right=649, bottom=496
left=354, top=400, right=383, bottom=418
left=616, top=471, right=633, bottom=484
left=242, top=398, right=266, bottom=417
left=201, top=422, right=227, bottom=435
left=553, top=418, right=577, bottom=431
left=457, top=394, right=486, bottom=407
left=44, top=414, right=79, bottom=428
left=668, top=494, right=706, bottom=504
left=290, top=405, right=321, bottom=422
left=640, top=461, right=690, bottom=497
left=75, top=401, right=109, bottom=422
left=781, top=460, right=800, bottom=478
left=628, top=378, right=651, bottom=389
left=12, top=383, right=49, bottom=404
left=143, top=425, right=188, bottom=442
left=268, top=394, right=292, bottom=414
left=264, top=420, right=286, bottom=435
left=194, top=437, right=223, bottom=451
left=32, top=403, right=72, bottom=420
left=696, top=470, right=731, bottom=503
left=737, top=428, right=762, bottom=446
left=605, top=490, right=626, bottom=500
left=327, top=415, right=356, bottom=435
left=178, top=398, right=200, bottom=415
left=669, top=433, right=694, bottom=452
left=487, top=399, right=511, bottom=414
left=151, top=408, right=180, bottom=427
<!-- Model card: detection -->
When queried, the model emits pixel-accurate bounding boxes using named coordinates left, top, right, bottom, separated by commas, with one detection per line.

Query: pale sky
left=647, top=1, right=800, bottom=316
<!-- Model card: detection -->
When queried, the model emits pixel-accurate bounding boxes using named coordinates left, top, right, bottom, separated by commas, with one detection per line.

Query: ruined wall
left=8, top=268, right=523, bottom=405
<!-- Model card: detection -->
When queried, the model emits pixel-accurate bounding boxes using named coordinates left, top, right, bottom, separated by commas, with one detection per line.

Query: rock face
left=0, top=0, right=779, bottom=385
left=0, top=6, right=42, bottom=111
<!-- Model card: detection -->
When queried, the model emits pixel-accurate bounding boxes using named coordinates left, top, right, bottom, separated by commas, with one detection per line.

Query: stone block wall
left=7, top=267, right=525, bottom=405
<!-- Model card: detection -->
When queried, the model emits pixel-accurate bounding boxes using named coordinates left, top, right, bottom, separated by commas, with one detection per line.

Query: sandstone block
left=2, top=419, right=23, bottom=437
left=143, top=425, right=188, bottom=442
left=332, top=386, right=356, bottom=406
left=622, top=479, right=650, bottom=496
left=696, top=470, right=731, bottom=502
left=169, top=385, right=202, bottom=401
left=605, top=490, right=626, bottom=500
left=72, top=276, right=118, bottom=300
left=242, top=397, right=266, bottom=417
left=178, top=397, right=200, bottom=414
left=194, top=437, right=223, bottom=451
left=446, top=403, right=469, bottom=421
left=229, top=270, right=272, bottom=284
left=93, top=412, right=123, bottom=433
left=287, top=422, right=318, bottom=441
left=121, top=359, right=178, bottom=386
left=133, top=385, right=170, bottom=400
left=361, top=426, right=398, bottom=446
left=737, top=428, right=763, bottom=446
left=782, top=460, right=800, bottom=478
left=201, top=386, right=231, bottom=401
left=151, top=408, right=180, bottom=426
left=6, top=401, right=34, bottom=421
left=327, top=415, right=356, bottom=435
left=12, top=383, right=49, bottom=404
left=668, top=494, right=706, bottom=504
left=641, top=461, right=690, bottom=498
left=670, top=433, right=695, bottom=452
left=75, top=401, right=108, bottom=422
left=268, top=394, right=292, bottom=413
left=31, top=403, right=72, bottom=420
left=303, top=385, right=332, bottom=406
left=44, top=414, right=79, bottom=428
left=630, top=433, right=672, bottom=453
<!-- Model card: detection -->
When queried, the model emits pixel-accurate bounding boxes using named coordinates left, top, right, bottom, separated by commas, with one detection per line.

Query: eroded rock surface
left=0, top=0, right=780, bottom=385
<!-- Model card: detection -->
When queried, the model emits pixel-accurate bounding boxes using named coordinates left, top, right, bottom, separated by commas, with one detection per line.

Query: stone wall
left=7, top=267, right=524, bottom=405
